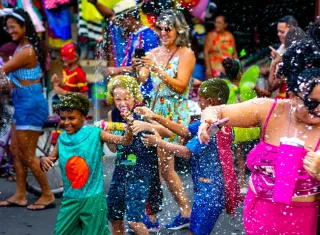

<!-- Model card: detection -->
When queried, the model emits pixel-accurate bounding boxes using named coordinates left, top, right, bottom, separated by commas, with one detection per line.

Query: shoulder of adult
left=178, top=47, right=195, bottom=58
left=14, top=45, right=35, bottom=58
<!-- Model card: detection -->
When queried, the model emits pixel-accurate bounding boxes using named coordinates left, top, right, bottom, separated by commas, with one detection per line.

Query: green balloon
left=239, top=65, right=260, bottom=101
left=224, top=79, right=239, bottom=104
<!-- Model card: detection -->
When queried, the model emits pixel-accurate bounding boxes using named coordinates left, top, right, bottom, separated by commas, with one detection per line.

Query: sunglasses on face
left=155, top=26, right=172, bottom=33
left=296, top=94, right=320, bottom=117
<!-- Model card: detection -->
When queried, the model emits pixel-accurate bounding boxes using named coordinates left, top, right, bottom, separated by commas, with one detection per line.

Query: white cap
left=113, top=0, right=141, bottom=16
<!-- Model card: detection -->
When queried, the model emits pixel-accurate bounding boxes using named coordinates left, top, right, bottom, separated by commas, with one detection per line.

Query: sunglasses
left=155, top=26, right=172, bottom=33
left=296, top=93, right=320, bottom=117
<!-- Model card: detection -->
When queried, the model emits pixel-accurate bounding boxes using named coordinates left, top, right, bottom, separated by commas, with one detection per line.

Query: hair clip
left=0, top=8, right=25, bottom=22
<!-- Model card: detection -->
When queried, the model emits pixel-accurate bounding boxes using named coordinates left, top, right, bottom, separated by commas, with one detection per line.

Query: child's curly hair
left=106, top=75, right=143, bottom=104
left=199, top=79, right=230, bottom=105
left=55, top=92, right=90, bottom=116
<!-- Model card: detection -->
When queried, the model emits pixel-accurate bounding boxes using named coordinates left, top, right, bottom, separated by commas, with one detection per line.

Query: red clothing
left=276, top=82, right=287, bottom=99
left=62, top=66, right=88, bottom=93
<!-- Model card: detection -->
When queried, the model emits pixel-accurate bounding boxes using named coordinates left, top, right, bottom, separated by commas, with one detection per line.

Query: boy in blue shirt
left=136, top=79, right=240, bottom=235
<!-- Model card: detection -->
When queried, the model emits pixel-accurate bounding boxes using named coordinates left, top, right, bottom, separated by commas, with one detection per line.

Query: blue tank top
left=8, top=44, right=42, bottom=88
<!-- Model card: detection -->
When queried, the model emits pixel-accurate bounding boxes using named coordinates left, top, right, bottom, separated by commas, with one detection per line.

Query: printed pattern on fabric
left=151, top=56, right=191, bottom=144
left=61, top=66, right=89, bottom=93
left=208, top=31, right=234, bottom=77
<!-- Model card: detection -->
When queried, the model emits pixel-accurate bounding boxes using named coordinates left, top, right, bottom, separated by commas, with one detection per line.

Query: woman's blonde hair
left=106, top=75, right=143, bottom=104
left=155, top=9, right=190, bottom=47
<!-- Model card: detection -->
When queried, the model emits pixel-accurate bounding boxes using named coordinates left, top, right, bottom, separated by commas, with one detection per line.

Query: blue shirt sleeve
left=186, top=135, right=205, bottom=155
left=188, top=121, right=201, bottom=136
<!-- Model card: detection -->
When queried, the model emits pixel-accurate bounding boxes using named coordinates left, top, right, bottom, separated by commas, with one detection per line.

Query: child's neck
left=67, top=63, right=79, bottom=72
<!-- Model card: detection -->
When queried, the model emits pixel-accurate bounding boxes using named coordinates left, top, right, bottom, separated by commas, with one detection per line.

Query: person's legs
left=107, top=166, right=126, bottom=235
left=53, top=198, right=82, bottom=235
left=146, top=149, right=163, bottom=225
left=0, top=124, right=28, bottom=206
left=159, top=148, right=190, bottom=218
left=235, top=143, right=246, bottom=190
left=14, top=129, right=55, bottom=209
left=126, top=177, right=150, bottom=235
left=80, top=193, right=110, bottom=235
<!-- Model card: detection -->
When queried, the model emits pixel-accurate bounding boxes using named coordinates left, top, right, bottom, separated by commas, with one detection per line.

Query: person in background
left=92, top=0, right=159, bottom=102
left=269, top=26, right=306, bottom=98
left=204, top=15, right=237, bottom=78
left=51, top=42, right=88, bottom=96
left=0, top=41, right=17, bottom=65
left=0, top=8, right=54, bottom=210
left=275, top=15, right=298, bottom=56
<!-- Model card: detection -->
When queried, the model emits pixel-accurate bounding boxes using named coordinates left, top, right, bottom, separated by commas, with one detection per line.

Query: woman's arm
left=2, top=48, right=35, bottom=74
left=200, top=98, right=273, bottom=144
left=231, top=34, right=238, bottom=59
left=140, top=48, right=196, bottom=94
left=203, top=33, right=213, bottom=78
left=142, top=133, right=192, bottom=158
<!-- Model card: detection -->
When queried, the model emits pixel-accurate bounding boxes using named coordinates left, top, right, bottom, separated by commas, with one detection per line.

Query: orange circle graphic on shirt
left=65, top=156, right=89, bottom=189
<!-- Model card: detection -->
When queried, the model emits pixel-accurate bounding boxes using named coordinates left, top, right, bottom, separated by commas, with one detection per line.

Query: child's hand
left=40, top=157, right=54, bottom=172
left=51, top=74, right=60, bottom=86
left=198, top=120, right=212, bottom=145
left=134, top=106, right=155, bottom=121
left=132, top=120, right=153, bottom=135
left=121, top=111, right=134, bottom=126
left=141, top=131, right=160, bottom=147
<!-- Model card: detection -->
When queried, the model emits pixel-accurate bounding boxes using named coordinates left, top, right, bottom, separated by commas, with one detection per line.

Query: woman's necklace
left=286, top=106, right=312, bottom=139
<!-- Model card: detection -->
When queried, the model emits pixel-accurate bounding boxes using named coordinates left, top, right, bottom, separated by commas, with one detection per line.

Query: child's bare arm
left=131, top=120, right=173, bottom=137
left=141, top=132, right=192, bottom=158
left=40, top=145, right=59, bottom=172
left=106, top=111, right=117, bottom=152
left=100, top=127, right=133, bottom=145
left=135, top=106, right=190, bottom=138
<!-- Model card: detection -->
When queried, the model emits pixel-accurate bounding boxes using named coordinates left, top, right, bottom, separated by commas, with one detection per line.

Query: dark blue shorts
left=12, top=83, right=48, bottom=131
left=190, top=180, right=225, bottom=235
left=107, top=165, right=151, bottom=222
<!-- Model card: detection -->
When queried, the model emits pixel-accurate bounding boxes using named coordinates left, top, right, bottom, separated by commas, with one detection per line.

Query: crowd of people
left=0, top=0, right=320, bottom=235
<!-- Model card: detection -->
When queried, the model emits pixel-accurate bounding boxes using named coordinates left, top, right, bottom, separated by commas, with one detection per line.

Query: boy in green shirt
left=41, top=93, right=133, bottom=235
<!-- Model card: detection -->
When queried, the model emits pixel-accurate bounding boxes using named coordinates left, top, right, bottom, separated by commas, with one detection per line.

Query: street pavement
left=0, top=155, right=245, bottom=235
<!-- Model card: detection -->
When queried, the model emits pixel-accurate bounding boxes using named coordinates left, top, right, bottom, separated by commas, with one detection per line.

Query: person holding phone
left=132, top=9, right=196, bottom=230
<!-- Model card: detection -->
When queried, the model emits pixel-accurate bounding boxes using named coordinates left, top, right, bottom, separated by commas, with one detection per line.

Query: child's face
left=198, top=95, right=215, bottom=111
left=113, top=87, right=135, bottom=112
left=62, top=55, right=78, bottom=68
left=59, top=110, right=86, bottom=134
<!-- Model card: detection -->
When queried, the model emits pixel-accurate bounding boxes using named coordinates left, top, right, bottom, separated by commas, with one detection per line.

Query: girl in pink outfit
left=199, top=67, right=320, bottom=234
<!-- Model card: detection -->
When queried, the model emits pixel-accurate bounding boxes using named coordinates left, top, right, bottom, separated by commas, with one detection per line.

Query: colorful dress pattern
left=208, top=31, right=234, bottom=77
left=151, top=56, right=191, bottom=144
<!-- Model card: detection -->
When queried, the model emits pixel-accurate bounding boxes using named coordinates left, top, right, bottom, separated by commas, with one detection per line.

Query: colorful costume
left=61, top=66, right=89, bottom=93
left=122, top=27, right=159, bottom=102
left=54, top=126, right=109, bottom=235
left=9, top=44, right=48, bottom=131
left=186, top=121, right=240, bottom=235
left=244, top=99, right=320, bottom=234
left=151, top=55, right=191, bottom=144
left=107, top=108, right=158, bottom=222
left=207, top=30, right=234, bottom=77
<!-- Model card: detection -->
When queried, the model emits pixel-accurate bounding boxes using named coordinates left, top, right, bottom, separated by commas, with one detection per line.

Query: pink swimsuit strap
left=261, top=99, right=278, bottom=140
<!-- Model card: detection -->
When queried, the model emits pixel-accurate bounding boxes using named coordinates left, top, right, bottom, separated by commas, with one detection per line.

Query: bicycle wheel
left=26, top=126, right=64, bottom=198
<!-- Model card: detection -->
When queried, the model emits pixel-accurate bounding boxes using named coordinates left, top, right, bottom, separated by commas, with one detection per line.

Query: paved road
left=0, top=155, right=245, bottom=235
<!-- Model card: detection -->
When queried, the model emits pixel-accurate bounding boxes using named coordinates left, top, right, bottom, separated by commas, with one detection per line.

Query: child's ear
left=208, top=98, right=216, bottom=106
